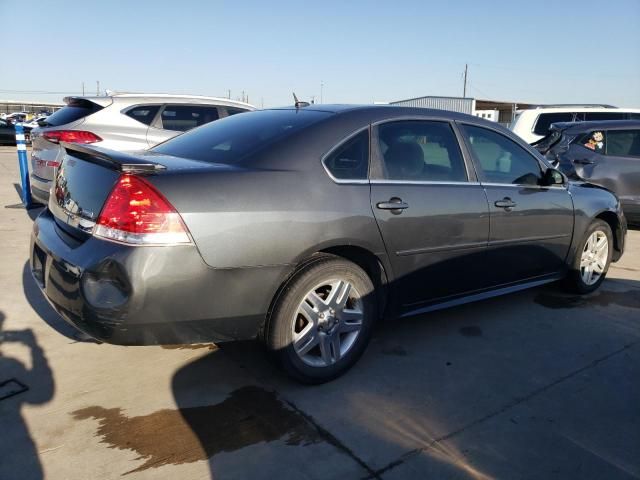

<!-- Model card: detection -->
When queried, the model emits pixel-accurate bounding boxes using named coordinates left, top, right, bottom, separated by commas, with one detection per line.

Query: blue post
left=15, top=123, right=33, bottom=208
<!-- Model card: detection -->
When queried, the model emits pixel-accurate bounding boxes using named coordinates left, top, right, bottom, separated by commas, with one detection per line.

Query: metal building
left=390, top=95, right=536, bottom=126
left=390, top=96, right=475, bottom=114
left=0, top=99, right=64, bottom=115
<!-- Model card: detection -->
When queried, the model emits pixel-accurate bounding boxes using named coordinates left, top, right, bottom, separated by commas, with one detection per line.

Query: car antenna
left=293, top=92, right=310, bottom=108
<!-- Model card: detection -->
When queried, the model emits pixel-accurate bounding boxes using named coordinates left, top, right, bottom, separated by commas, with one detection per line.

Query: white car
left=30, top=93, right=256, bottom=204
left=510, top=105, right=640, bottom=144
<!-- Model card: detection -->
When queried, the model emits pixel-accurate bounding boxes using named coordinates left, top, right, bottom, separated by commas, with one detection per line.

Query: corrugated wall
left=390, top=96, right=475, bottom=114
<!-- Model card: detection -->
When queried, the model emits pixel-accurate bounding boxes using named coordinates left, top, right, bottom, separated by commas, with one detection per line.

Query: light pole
left=320, top=81, right=324, bottom=104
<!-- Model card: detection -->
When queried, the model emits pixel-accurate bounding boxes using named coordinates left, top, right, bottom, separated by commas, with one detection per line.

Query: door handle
left=494, top=197, right=517, bottom=211
left=377, top=197, right=409, bottom=214
left=573, top=158, right=595, bottom=165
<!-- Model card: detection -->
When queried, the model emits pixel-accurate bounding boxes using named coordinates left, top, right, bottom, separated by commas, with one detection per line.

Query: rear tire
left=265, top=255, right=376, bottom=384
left=564, top=219, right=613, bottom=294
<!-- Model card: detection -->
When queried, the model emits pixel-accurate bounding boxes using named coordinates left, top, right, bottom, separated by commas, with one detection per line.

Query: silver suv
left=29, top=93, right=255, bottom=204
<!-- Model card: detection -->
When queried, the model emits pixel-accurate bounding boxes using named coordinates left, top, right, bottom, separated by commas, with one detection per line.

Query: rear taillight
left=93, top=174, right=191, bottom=245
left=43, top=130, right=102, bottom=144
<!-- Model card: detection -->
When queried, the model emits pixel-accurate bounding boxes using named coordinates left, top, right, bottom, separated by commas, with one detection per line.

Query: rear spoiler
left=62, top=143, right=166, bottom=173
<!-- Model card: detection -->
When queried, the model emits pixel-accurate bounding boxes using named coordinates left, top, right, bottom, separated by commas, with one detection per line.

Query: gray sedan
left=30, top=105, right=626, bottom=383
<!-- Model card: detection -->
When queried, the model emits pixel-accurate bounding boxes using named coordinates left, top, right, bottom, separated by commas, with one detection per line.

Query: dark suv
left=533, top=120, right=640, bottom=224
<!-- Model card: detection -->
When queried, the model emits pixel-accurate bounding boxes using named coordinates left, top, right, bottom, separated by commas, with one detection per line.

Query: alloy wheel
left=292, top=279, right=364, bottom=367
left=580, top=230, right=609, bottom=286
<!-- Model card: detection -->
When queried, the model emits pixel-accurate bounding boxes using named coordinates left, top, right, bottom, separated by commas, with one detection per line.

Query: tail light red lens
left=93, top=174, right=191, bottom=245
left=43, top=130, right=102, bottom=144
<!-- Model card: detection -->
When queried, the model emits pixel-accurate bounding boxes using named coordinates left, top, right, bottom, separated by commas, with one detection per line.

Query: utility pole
left=227, top=89, right=231, bottom=99
left=96, top=80, right=100, bottom=96
left=82, top=82, right=85, bottom=96
left=320, top=81, right=324, bottom=104
left=463, top=64, right=468, bottom=98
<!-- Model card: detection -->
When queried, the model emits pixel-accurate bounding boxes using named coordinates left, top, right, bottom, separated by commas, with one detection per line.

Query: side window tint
left=377, top=121, right=467, bottom=182
left=583, top=112, right=626, bottom=121
left=606, top=130, right=640, bottom=157
left=125, top=105, right=160, bottom=126
left=463, top=125, right=542, bottom=185
left=161, top=105, right=220, bottom=132
left=533, top=113, right=573, bottom=136
left=323, top=130, right=369, bottom=180
left=578, top=130, right=606, bottom=153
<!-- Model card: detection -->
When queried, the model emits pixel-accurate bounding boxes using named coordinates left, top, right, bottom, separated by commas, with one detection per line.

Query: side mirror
left=542, top=167, right=566, bottom=186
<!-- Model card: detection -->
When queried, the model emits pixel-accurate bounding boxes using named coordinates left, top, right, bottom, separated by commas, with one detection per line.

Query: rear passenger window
left=377, top=121, right=467, bottom=182
left=581, top=112, right=626, bottom=121
left=323, top=130, right=369, bottom=180
left=577, top=131, right=606, bottom=153
left=125, top=105, right=160, bottom=126
left=161, top=105, right=220, bottom=132
left=463, top=125, right=542, bottom=185
left=606, top=130, right=640, bottom=157
left=533, top=113, right=574, bottom=136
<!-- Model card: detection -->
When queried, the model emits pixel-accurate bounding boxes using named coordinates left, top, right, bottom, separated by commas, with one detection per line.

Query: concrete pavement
left=0, top=146, right=638, bottom=479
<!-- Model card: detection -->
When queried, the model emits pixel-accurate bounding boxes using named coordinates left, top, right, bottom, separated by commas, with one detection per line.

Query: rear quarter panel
left=147, top=115, right=388, bottom=271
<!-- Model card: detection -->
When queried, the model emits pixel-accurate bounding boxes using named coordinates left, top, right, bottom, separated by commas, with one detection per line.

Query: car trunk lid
left=49, top=143, right=237, bottom=242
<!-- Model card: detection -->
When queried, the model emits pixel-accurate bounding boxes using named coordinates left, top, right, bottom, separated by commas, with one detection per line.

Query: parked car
left=30, top=105, right=626, bottom=383
left=29, top=93, right=255, bottom=204
left=510, top=105, right=640, bottom=144
left=533, top=119, right=640, bottom=224
left=24, top=115, right=48, bottom=129
left=4, top=112, right=30, bottom=123
left=0, top=119, right=32, bottom=145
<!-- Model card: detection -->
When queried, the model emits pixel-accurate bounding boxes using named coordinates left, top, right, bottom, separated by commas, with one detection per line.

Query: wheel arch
left=595, top=210, right=623, bottom=261
left=259, top=244, right=391, bottom=341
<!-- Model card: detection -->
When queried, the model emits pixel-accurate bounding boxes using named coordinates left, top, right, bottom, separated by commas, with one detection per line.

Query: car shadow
left=167, top=274, right=640, bottom=479
left=9, top=183, right=44, bottom=220
left=0, top=310, right=55, bottom=480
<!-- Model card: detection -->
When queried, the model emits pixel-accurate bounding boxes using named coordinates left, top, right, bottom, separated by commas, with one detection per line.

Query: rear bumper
left=30, top=174, right=51, bottom=205
left=30, top=209, right=289, bottom=345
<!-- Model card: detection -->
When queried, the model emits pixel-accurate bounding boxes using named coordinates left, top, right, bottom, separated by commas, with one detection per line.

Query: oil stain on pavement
left=72, top=386, right=321, bottom=475
left=534, top=289, right=640, bottom=310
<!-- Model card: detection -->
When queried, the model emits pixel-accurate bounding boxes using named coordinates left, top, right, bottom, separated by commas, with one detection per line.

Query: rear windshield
left=531, top=129, right=562, bottom=153
left=43, top=99, right=104, bottom=127
left=152, top=109, right=331, bottom=163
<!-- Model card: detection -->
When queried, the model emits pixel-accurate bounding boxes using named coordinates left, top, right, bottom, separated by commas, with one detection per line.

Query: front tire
left=564, top=219, right=613, bottom=294
left=265, top=255, right=377, bottom=384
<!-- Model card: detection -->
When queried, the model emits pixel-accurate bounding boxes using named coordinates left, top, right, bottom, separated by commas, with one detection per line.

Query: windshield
left=152, top=109, right=332, bottom=164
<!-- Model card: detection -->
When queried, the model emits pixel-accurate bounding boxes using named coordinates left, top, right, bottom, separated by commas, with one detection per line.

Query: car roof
left=517, top=106, right=640, bottom=115
left=553, top=119, right=640, bottom=132
left=63, top=93, right=256, bottom=110
left=269, top=104, right=479, bottom=121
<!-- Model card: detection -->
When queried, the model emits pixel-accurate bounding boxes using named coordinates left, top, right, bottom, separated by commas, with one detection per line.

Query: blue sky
left=1, top=0, right=639, bottom=107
